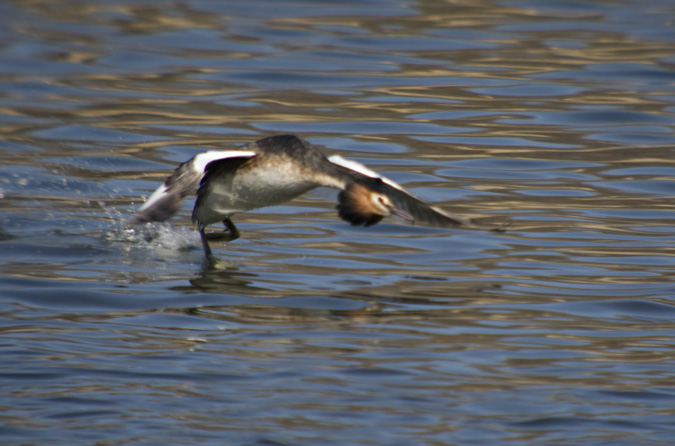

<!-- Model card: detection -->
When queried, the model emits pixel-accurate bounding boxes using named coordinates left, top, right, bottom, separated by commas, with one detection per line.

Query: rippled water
left=2, top=0, right=675, bottom=444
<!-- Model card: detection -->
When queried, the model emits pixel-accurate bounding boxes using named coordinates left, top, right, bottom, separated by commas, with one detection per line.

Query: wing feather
left=328, top=155, right=503, bottom=229
left=132, top=150, right=256, bottom=223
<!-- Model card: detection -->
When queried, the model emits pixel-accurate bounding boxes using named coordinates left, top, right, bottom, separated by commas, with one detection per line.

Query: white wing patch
left=192, top=150, right=256, bottom=175
left=328, top=155, right=406, bottom=192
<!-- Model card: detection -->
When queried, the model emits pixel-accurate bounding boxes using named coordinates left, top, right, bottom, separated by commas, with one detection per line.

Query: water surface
left=2, top=0, right=675, bottom=445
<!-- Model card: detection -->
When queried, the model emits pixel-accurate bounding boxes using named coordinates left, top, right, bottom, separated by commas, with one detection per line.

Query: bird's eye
left=377, top=195, right=391, bottom=207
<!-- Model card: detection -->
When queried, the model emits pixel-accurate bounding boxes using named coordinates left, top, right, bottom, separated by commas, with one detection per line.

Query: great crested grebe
left=132, top=134, right=505, bottom=258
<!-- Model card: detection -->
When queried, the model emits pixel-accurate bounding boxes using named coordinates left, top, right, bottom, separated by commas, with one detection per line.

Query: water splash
left=101, top=202, right=201, bottom=259
left=106, top=222, right=199, bottom=251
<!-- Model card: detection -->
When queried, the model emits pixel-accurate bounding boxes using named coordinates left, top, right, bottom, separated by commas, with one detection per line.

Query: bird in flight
left=132, top=134, right=507, bottom=258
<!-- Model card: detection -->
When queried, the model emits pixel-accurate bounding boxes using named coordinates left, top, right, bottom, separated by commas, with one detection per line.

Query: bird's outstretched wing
left=328, top=155, right=508, bottom=231
left=132, top=150, right=256, bottom=223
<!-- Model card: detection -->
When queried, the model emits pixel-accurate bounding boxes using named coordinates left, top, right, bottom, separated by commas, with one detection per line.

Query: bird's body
left=193, top=136, right=348, bottom=228
left=133, top=134, right=501, bottom=258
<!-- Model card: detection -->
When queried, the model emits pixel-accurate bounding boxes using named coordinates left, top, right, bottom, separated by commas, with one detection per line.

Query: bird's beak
left=387, top=204, right=414, bottom=223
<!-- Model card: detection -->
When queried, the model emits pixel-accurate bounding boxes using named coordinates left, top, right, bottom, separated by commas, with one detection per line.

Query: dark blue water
left=2, top=0, right=675, bottom=445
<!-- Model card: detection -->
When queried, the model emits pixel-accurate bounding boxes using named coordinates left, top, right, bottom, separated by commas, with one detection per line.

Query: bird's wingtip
left=469, top=215, right=512, bottom=232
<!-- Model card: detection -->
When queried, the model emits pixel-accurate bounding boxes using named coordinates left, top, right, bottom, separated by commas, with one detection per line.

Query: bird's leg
left=205, top=217, right=240, bottom=242
left=222, top=218, right=240, bottom=241
left=198, top=225, right=213, bottom=259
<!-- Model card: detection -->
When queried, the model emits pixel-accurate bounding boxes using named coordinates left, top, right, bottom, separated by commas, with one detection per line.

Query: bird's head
left=337, top=183, right=412, bottom=227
